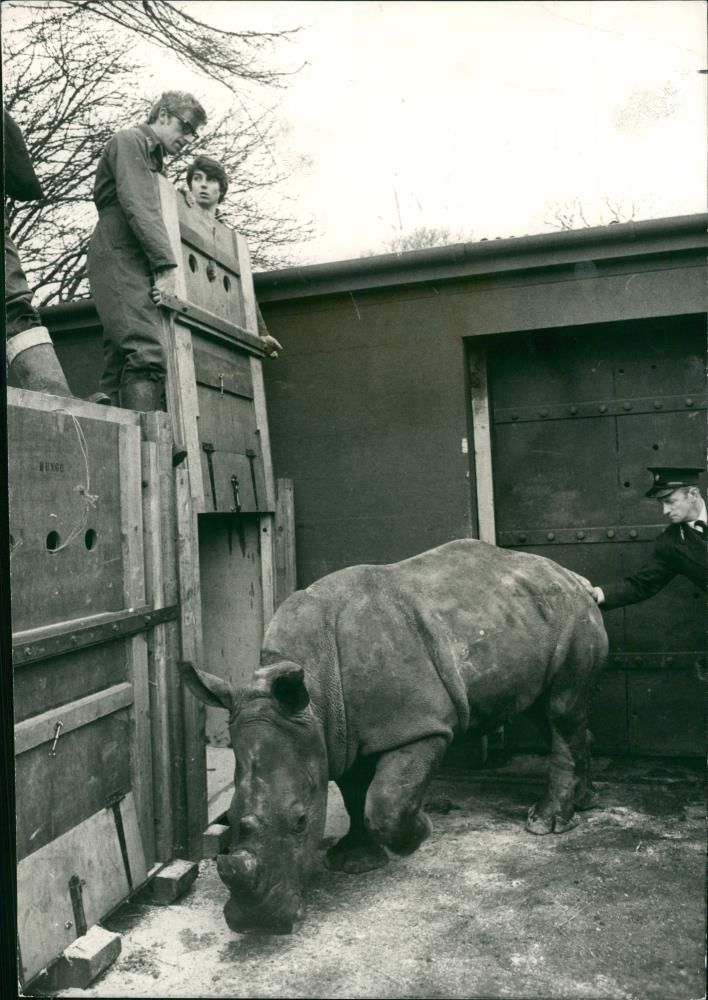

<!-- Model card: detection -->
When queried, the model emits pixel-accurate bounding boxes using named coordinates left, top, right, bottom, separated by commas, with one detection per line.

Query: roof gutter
left=254, top=214, right=708, bottom=302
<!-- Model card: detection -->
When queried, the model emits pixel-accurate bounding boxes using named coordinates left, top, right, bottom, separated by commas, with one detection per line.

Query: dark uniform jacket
left=3, top=110, right=43, bottom=202
left=602, top=521, right=708, bottom=609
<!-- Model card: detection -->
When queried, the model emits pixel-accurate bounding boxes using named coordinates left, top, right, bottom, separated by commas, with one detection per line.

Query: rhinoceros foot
left=525, top=803, right=580, bottom=836
left=574, top=787, right=600, bottom=811
left=325, top=832, right=389, bottom=874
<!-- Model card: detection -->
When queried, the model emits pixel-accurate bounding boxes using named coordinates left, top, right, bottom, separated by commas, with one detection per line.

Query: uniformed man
left=590, top=466, right=707, bottom=608
left=4, top=108, right=73, bottom=397
left=87, top=91, right=207, bottom=410
left=177, top=154, right=282, bottom=358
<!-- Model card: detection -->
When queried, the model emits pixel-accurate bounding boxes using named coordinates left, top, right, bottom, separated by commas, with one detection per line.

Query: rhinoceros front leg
left=526, top=717, right=594, bottom=835
left=365, top=735, right=448, bottom=856
left=326, top=754, right=388, bottom=873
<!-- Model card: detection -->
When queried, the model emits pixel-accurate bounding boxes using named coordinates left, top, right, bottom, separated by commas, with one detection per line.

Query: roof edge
left=254, top=214, right=708, bottom=301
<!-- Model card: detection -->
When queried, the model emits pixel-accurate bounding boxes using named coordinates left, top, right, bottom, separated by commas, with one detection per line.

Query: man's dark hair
left=186, top=155, right=229, bottom=203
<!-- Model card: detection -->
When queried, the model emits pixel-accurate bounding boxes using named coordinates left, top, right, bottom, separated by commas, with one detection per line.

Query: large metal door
left=480, top=315, right=706, bottom=756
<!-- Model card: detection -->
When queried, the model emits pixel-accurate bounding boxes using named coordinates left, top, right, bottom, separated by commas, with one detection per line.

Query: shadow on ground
left=42, top=756, right=705, bottom=1000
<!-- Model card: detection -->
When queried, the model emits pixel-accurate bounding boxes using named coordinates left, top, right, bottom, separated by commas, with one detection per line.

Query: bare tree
left=362, top=224, right=473, bottom=257
left=2, top=4, right=313, bottom=302
left=544, top=196, right=649, bottom=231
left=9, top=0, right=303, bottom=92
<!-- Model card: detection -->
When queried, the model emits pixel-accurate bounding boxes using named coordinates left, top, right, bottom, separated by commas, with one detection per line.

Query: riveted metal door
left=479, top=315, right=706, bottom=756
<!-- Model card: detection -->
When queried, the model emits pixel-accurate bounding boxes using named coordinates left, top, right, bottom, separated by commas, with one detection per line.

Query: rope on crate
left=50, top=411, right=100, bottom=554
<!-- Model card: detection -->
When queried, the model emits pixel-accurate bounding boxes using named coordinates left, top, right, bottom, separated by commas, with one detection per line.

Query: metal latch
left=68, top=875, right=88, bottom=936
left=245, top=448, right=259, bottom=511
left=49, top=720, right=63, bottom=757
left=202, top=442, right=218, bottom=511
left=230, top=475, right=242, bottom=513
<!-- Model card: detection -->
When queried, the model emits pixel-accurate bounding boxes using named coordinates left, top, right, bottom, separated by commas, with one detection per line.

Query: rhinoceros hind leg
left=526, top=716, right=589, bottom=835
left=325, top=831, right=389, bottom=873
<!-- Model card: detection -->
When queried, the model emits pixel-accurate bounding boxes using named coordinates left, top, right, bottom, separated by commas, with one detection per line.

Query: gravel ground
left=38, top=758, right=705, bottom=1000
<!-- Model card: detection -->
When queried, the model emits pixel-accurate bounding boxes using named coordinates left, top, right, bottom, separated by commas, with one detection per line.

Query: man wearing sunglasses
left=87, top=91, right=206, bottom=415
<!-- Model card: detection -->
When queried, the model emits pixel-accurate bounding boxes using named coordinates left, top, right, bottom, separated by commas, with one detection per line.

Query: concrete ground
left=43, top=755, right=705, bottom=1000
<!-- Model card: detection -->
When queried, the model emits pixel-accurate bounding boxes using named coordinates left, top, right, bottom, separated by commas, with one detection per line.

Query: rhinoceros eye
left=292, top=811, right=308, bottom=835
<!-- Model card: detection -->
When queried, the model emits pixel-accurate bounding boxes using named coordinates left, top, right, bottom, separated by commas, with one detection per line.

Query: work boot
left=7, top=326, right=73, bottom=397
left=120, top=377, right=188, bottom=467
left=120, top=377, right=163, bottom=412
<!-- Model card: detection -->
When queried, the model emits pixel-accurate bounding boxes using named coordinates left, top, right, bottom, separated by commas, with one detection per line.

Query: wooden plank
left=237, top=231, right=276, bottom=512
left=249, top=359, right=276, bottom=512
left=14, top=643, right=127, bottom=725
left=125, top=635, right=155, bottom=870
left=8, top=404, right=125, bottom=631
left=119, top=423, right=146, bottom=607
left=17, top=793, right=146, bottom=984
left=140, top=423, right=174, bottom=861
left=180, top=220, right=241, bottom=275
left=274, top=478, right=297, bottom=607
left=468, top=345, right=496, bottom=543
left=7, top=386, right=141, bottom=425
left=157, top=174, right=204, bottom=510
left=120, top=423, right=153, bottom=866
left=14, top=682, right=133, bottom=755
left=235, top=232, right=258, bottom=333
left=13, top=604, right=177, bottom=666
left=175, top=460, right=208, bottom=855
left=259, top=516, right=276, bottom=627
left=199, top=517, right=263, bottom=746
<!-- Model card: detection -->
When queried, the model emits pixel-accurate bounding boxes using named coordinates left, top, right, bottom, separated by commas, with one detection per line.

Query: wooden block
left=46, top=925, right=121, bottom=991
left=202, top=823, right=230, bottom=858
left=147, top=859, right=199, bottom=905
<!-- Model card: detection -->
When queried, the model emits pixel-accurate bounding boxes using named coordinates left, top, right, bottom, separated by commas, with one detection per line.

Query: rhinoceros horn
left=217, top=849, right=260, bottom=891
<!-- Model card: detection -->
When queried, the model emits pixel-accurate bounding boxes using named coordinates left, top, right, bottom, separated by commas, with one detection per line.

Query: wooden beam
left=468, top=345, right=497, bottom=543
left=157, top=175, right=204, bottom=510
left=120, top=426, right=154, bottom=868
left=274, top=478, right=297, bottom=607
left=157, top=177, right=208, bottom=856
left=14, top=682, right=133, bottom=755
left=7, top=387, right=141, bottom=425
left=141, top=412, right=187, bottom=858
left=236, top=232, right=277, bottom=626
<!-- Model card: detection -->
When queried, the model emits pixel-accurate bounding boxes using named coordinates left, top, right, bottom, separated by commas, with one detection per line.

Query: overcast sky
left=9, top=0, right=706, bottom=266
left=166, top=0, right=705, bottom=266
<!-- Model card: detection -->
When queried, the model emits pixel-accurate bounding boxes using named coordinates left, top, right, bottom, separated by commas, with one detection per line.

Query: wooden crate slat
left=14, top=682, right=133, bottom=755
left=274, top=478, right=297, bottom=607
left=17, top=793, right=146, bottom=985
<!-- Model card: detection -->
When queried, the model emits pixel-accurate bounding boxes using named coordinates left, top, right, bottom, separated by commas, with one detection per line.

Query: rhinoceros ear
left=269, top=664, right=310, bottom=714
left=178, top=660, right=234, bottom=711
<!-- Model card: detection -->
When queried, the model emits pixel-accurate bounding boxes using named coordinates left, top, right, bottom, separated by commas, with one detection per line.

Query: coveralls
left=87, top=123, right=177, bottom=402
left=3, top=110, right=44, bottom=337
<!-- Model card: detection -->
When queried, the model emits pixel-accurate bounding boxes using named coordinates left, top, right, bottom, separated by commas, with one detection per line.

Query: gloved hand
left=151, top=267, right=177, bottom=305
left=260, top=333, right=283, bottom=358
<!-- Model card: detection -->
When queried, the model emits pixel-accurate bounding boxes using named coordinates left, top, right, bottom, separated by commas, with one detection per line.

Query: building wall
left=257, top=226, right=706, bottom=589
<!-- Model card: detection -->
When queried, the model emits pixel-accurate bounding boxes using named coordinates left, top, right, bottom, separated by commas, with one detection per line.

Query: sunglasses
left=171, top=113, right=199, bottom=141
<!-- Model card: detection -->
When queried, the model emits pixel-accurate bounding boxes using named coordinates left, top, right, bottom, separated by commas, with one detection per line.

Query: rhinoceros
left=181, top=539, right=608, bottom=933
